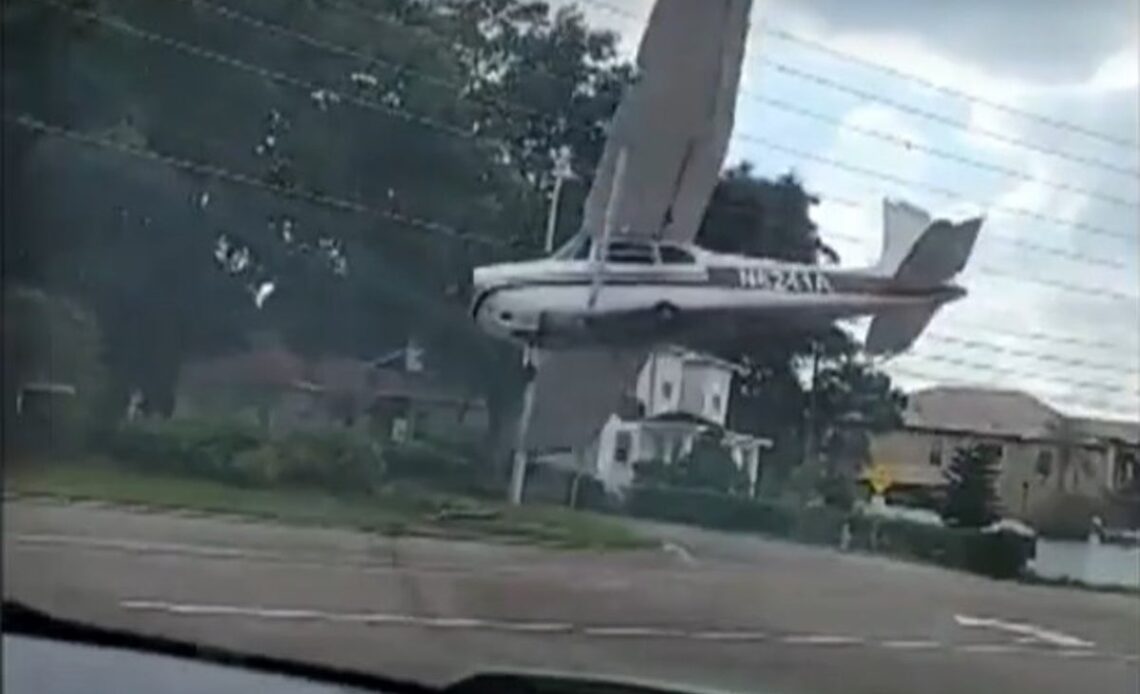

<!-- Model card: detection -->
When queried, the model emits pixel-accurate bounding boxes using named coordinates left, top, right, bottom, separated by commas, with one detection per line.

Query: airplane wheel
left=654, top=302, right=680, bottom=325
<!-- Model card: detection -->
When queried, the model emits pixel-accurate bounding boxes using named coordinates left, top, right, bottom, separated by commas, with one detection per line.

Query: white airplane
left=470, top=0, right=982, bottom=457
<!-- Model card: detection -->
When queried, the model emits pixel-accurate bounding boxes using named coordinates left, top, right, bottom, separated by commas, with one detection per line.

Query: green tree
left=810, top=354, right=907, bottom=508
left=634, top=431, right=748, bottom=495
left=942, top=443, right=1002, bottom=528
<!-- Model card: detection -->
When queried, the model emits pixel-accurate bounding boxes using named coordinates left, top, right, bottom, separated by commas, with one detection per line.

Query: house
left=868, top=386, right=1140, bottom=526
left=174, top=339, right=487, bottom=444
left=545, top=347, right=771, bottom=496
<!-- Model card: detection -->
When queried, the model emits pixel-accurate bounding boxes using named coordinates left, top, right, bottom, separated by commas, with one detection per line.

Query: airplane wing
left=523, top=348, right=647, bottom=451
left=580, top=0, right=752, bottom=246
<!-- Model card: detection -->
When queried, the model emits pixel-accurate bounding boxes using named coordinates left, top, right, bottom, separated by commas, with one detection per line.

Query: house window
left=614, top=431, right=632, bottom=465
left=1035, top=450, right=1054, bottom=479
left=929, top=439, right=943, bottom=466
left=661, top=381, right=673, bottom=400
left=711, top=395, right=722, bottom=414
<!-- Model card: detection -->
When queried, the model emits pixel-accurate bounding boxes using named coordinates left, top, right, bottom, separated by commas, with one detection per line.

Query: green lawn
left=5, top=461, right=652, bottom=550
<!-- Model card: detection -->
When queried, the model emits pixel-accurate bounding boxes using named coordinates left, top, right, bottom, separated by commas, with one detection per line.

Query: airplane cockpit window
left=659, top=245, right=696, bottom=264
left=606, top=241, right=656, bottom=265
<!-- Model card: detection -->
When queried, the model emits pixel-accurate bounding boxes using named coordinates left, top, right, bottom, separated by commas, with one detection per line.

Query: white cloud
left=1091, top=47, right=1140, bottom=91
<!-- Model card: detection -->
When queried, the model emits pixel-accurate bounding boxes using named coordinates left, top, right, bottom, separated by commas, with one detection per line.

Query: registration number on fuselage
left=729, top=266, right=834, bottom=294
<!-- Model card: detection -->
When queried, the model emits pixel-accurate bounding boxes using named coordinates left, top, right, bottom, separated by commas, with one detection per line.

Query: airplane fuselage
left=471, top=241, right=964, bottom=349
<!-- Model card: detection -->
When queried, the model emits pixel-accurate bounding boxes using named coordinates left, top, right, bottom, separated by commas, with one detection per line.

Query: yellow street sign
left=868, top=463, right=893, bottom=495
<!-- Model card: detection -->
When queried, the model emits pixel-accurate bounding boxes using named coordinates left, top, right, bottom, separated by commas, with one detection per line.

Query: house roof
left=1069, top=416, right=1140, bottom=446
left=179, top=349, right=480, bottom=406
left=179, top=347, right=308, bottom=390
left=902, top=386, right=1063, bottom=440
left=656, top=345, right=746, bottom=374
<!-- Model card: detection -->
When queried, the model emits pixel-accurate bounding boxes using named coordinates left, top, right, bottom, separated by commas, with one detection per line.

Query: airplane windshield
left=553, top=233, right=592, bottom=260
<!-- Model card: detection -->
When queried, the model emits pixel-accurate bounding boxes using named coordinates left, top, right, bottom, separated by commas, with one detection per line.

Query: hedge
left=107, top=419, right=384, bottom=494
left=624, top=486, right=846, bottom=545
left=624, top=486, right=1032, bottom=579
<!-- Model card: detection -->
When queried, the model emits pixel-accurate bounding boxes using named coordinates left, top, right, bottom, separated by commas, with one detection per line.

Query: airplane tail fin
left=865, top=199, right=983, bottom=355
left=872, top=198, right=983, bottom=290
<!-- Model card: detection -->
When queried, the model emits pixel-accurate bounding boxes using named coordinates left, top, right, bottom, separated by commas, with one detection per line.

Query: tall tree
left=942, top=443, right=1002, bottom=528
left=694, top=164, right=903, bottom=498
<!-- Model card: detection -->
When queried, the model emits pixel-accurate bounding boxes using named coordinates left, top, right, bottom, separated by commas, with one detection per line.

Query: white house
left=557, top=347, right=770, bottom=495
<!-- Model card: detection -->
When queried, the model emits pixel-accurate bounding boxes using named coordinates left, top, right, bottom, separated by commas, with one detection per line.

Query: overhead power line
left=750, top=135, right=1134, bottom=241
left=944, top=322, right=1139, bottom=353
left=818, top=225, right=1129, bottom=273
left=11, top=113, right=1135, bottom=403
left=38, top=0, right=475, bottom=140
left=923, top=332, right=1139, bottom=375
left=886, top=366, right=1137, bottom=415
left=26, top=0, right=1140, bottom=302
left=764, top=26, right=1140, bottom=149
left=901, top=352, right=1139, bottom=396
left=974, top=266, right=1139, bottom=303
left=4, top=113, right=499, bottom=248
left=183, top=0, right=546, bottom=120
left=62, top=0, right=1134, bottom=252
left=762, top=61, right=1140, bottom=179
left=756, top=96, right=1138, bottom=209
left=572, top=0, right=1140, bottom=154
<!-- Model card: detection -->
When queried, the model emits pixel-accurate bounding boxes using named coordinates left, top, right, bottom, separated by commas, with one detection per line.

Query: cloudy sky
left=569, top=0, right=1139, bottom=421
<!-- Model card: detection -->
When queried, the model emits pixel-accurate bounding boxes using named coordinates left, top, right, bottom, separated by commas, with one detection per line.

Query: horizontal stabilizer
left=865, top=304, right=941, bottom=356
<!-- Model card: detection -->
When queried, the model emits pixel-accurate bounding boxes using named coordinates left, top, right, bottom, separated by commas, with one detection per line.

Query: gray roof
left=1069, top=416, right=1140, bottom=446
left=903, top=386, right=1063, bottom=440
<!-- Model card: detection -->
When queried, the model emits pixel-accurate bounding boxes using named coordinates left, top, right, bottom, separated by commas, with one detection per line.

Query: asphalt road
left=4, top=499, right=1138, bottom=694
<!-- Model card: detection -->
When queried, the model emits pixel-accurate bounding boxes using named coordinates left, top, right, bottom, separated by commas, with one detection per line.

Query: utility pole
left=543, top=150, right=575, bottom=254
left=803, top=340, right=821, bottom=469
left=508, top=346, right=539, bottom=505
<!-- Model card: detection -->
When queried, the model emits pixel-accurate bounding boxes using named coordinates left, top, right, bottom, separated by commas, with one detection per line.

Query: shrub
left=108, top=418, right=263, bottom=483
left=625, top=486, right=1031, bottom=579
left=107, top=419, right=384, bottom=493
left=574, top=476, right=620, bottom=513
left=847, top=514, right=1032, bottom=579
left=235, top=430, right=385, bottom=495
left=624, top=486, right=846, bottom=544
left=383, top=441, right=485, bottom=495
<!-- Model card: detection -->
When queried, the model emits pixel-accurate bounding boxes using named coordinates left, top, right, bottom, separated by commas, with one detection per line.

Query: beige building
left=868, top=387, right=1139, bottom=527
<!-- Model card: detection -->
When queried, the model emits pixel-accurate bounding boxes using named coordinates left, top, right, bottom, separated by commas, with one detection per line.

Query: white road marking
left=957, top=644, right=1023, bottom=655
left=582, top=626, right=686, bottom=638
left=1055, top=649, right=1096, bottom=659
left=781, top=634, right=864, bottom=646
left=116, top=599, right=1132, bottom=661
left=690, top=630, right=768, bottom=641
left=954, top=614, right=1095, bottom=649
left=879, top=639, right=942, bottom=650
left=421, top=617, right=486, bottom=628
left=486, top=620, right=576, bottom=634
